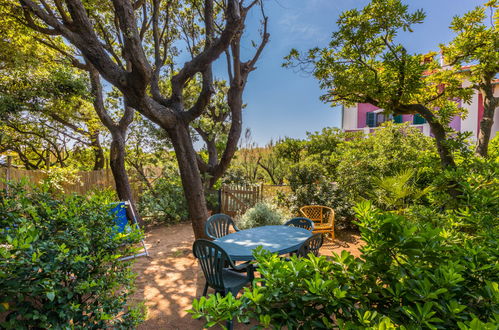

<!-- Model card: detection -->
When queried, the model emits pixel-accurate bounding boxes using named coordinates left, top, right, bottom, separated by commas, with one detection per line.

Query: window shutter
left=366, top=112, right=376, bottom=127
left=413, top=114, right=427, bottom=124
left=394, top=115, right=403, bottom=123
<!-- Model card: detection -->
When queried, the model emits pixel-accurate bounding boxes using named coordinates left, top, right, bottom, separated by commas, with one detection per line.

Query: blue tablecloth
left=214, top=225, right=312, bottom=261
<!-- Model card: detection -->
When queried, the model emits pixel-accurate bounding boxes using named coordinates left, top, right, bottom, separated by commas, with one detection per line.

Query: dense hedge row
left=0, top=185, right=145, bottom=328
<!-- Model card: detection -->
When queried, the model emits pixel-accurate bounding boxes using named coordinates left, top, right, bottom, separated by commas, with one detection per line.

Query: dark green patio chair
left=284, top=217, right=314, bottom=231
left=193, top=239, right=254, bottom=297
left=205, top=213, right=239, bottom=239
left=193, top=239, right=254, bottom=330
left=296, top=233, right=323, bottom=258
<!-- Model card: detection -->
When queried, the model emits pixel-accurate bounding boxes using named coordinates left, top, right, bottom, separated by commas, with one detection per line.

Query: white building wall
left=460, top=84, right=479, bottom=140
left=342, top=106, right=358, bottom=130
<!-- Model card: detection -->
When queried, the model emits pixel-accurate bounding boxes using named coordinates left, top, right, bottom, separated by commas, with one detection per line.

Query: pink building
left=341, top=79, right=499, bottom=140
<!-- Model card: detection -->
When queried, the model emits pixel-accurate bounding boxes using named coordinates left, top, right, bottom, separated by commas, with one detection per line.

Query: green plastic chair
left=205, top=213, right=239, bottom=239
left=193, top=239, right=254, bottom=330
left=296, top=233, right=324, bottom=258
left=284, top=217, right=314, bottom=231
left=193, top=239, right=254, bottom=297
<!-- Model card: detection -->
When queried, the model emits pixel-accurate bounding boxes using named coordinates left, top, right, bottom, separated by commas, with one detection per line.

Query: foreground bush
left=0, top=184, right=145, bottom=328
left=190, top=200, right=499, bottom=329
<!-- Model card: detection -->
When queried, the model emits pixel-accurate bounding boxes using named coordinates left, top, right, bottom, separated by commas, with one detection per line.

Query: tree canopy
left=442, top=1, right=499, bottom=157
left=10, top=0, right=269, bottom=238
left=284, top=0, right=473, bottom=168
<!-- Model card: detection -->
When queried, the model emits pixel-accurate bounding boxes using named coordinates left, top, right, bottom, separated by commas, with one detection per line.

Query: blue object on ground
left=107, top=201, right=149, bottom=260
left=109, top=202, right=128, bottom=233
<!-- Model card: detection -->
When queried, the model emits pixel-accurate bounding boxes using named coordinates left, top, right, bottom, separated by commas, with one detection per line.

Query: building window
left=413, top=114, right=427, bottom=125
left=366, top=112, right=376, bottom=127
left=366, top=110, right=395, bottom=127
left=394, top=115, right=403, bottom=123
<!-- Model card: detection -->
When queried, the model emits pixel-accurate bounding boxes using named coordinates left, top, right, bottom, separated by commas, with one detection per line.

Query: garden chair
left=109, top=201, right=149, bottom=261
left=193, top=239, right=254, bottom=330
left=205, top=213, right=239, bottom=239
left=284, top=217, right=314, bottom=231
left=299, top=205, right=335, bottom=240
left=296, top=233, right=324, bottom=258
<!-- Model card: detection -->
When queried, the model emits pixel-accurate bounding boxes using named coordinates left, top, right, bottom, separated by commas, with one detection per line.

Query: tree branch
left=170, top=0, right=242, bottom=99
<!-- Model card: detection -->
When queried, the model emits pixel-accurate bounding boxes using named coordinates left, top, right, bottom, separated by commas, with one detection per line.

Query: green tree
left=224, top=128, right=264, bottom=184
left=274, top=137, right=305, bottom=164
left=304, top=127, right=360, bottom=176
left=257, top=140, right=288, bottom=185
left=190, top=80, right=239, bottom=188
left=0, top=9, right=107, bottom=170
left=0, top=64, right=105, bottom=170
left=13, top=0, right=269, bottom=239
left=442, top=1, right=499, bottom=157
left=284, top=0, right=472, bottom=169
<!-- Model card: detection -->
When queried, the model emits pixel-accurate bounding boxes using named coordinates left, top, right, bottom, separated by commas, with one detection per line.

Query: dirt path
left=131, top=223, right=363, bottom=329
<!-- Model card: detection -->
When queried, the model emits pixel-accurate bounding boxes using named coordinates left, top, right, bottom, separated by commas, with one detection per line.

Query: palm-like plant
left=370, top=170, right=432, bottom=211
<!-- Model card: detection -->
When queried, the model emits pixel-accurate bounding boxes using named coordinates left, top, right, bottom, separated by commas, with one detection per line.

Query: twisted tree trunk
left=475, top=81, right=498, bottom=157
left=88, top=66, right=143, bottom=226
left=17, top=0, right=268, bottom=239
left=167, top=121, right=208, bottom=239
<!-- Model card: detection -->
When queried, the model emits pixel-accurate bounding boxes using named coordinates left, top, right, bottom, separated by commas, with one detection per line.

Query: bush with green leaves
left=284, top=161, right=356, bottom=229
left=139, top=164, right=189, bottom=224
left=368, top=169, right=433, bottom=212
left=333, top=122, right=439, bottom=203
left=238, top=202, right=289, bottom=229
left=428, top=138, right=499, bottom=212
left=190, top=199, right=498, bottom=329
left=0, top=184, right=145, bottom=328
left=303, top=127, right=362, bottom=176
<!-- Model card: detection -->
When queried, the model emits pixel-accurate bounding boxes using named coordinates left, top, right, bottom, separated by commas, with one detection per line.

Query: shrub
left=333, top=122, right=439, bottom=204
left=238, top=202, right=289, bottom=229
left=285, top=161, right=356, bottom=229
left=0, top=184, right=145, bottom=328
left=190, top=200, right=499, bottom=329
left=368, top=169, right=433, bottom=212
left=139, top=164, right=188, bottom=224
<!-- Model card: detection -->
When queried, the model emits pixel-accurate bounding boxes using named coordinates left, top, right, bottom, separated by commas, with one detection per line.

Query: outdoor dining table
left=213, top=225, right=312, bottom=261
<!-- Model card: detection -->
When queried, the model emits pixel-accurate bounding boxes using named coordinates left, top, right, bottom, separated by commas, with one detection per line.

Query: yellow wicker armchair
left=299, top=205, right=335, bottom=240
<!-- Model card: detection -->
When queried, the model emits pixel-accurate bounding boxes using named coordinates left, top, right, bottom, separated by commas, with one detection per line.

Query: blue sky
left=214, top=0, right=485, bottom=146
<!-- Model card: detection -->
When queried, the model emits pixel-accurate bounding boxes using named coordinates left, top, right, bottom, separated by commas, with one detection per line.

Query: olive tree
left=13, top=0, right=268, bottom=238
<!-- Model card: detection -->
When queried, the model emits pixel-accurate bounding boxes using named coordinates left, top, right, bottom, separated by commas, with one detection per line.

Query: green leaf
left=46, top=292, right=55, bottom=302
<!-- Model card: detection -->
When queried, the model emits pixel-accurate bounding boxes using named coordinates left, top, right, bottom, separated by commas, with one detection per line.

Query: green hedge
left=0, top=184, right=145, bottom=328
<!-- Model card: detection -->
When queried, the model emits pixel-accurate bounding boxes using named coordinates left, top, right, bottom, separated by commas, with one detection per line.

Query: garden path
left=131, top=222, right=363, bottom=329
